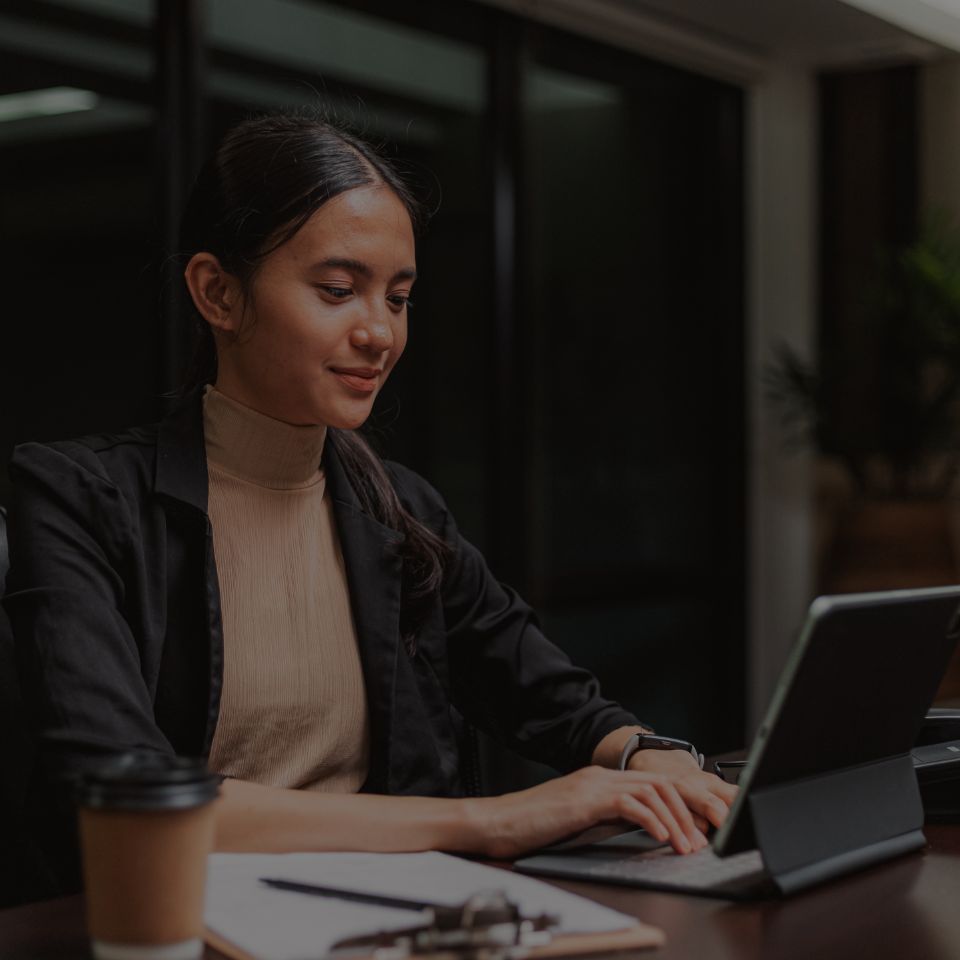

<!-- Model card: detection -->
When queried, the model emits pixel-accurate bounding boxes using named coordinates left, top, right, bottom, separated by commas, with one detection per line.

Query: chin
left=322, top=404, right=375, bottom=432
left=329, top=416, right=371, bottom=431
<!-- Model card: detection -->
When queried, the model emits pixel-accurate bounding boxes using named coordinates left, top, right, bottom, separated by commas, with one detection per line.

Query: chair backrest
left=0, top=505, right=8, bottom=589
left=0, top=504, right=56, bottom=906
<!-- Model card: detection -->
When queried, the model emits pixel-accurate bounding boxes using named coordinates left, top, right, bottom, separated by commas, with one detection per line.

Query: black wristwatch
left=618, top=732, right=705, bottom=771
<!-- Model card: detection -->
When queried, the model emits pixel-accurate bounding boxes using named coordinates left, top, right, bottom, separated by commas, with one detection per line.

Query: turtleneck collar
left=202, top=385, right=326, bottom=489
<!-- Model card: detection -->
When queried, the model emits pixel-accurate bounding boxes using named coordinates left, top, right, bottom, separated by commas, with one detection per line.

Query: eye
left=387, top=294, right=414, bottom=311
left=316, top=285, right=353, bottom=300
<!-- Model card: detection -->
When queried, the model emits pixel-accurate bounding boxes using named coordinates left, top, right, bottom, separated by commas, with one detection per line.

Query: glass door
left=520, top=27, right=746, bottom=752
left=0, top=0, right=158, bottom=501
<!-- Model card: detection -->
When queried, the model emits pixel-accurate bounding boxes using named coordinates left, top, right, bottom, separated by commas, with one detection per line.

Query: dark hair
left=178, top=112, right=449, bottom=650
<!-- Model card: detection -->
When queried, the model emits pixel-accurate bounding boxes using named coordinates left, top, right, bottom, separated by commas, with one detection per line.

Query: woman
left=4, top=114, right=735, bottom=883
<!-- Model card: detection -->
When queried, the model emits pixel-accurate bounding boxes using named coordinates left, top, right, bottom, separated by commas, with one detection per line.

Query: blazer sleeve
left=388, top=463, right=641, bottom=773
left=3, top=441, right=176, bottom=780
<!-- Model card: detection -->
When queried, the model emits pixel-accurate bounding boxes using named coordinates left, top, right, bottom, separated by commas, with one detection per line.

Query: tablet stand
left=748, top=754, right=926, bottom=895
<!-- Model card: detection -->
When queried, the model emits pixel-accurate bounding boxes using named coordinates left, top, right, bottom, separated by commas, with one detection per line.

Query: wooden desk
left=2, top=826, right=959, bottom=959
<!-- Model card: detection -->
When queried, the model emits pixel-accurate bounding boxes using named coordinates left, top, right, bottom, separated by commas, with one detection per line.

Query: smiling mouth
left=331, top=367, right=382, bottom=394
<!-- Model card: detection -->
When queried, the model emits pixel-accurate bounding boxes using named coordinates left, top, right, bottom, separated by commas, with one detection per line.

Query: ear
left=183, top=252, right=243, bottom=334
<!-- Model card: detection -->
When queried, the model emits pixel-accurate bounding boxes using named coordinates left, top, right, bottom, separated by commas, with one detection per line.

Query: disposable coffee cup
left=76, top=753, right=220, bottom=960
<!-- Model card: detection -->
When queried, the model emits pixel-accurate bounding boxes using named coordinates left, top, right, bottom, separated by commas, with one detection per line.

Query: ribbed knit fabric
left=204, top=386, right=370, bottom=793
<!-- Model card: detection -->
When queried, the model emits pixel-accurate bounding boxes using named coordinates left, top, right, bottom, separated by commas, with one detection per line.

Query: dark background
left=1, top=0, right=756, bottom=767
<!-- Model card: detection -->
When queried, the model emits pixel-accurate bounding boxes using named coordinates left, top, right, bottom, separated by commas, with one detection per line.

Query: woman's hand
left=464, top=765, right=713, bottom=860
left=590, top=727, right=739, bottom=835
left=626, top=749, right=738, bottom=833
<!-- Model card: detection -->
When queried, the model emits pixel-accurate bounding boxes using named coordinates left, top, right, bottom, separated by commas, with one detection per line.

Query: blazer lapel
left=325, top=439, right=403, bottom=794
left=155, top=391, right=209, bottom=515
left=153, top=391, right=224, bottom=757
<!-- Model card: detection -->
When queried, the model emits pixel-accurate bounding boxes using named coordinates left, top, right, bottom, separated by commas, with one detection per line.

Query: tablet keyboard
left=516, top=843, right=769, bottom=897
left=582, top=845, right=766, bottom=888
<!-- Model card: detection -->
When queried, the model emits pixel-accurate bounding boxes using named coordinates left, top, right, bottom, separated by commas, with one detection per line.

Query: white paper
left=205, top=851, right=638, bottom=960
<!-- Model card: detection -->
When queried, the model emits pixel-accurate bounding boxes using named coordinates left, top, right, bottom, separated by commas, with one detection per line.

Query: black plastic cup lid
left=75, top=752, right=221, bottom=812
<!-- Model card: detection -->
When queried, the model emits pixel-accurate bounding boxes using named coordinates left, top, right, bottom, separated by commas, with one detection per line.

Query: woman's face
left=214, top=184, right=415, bottom=428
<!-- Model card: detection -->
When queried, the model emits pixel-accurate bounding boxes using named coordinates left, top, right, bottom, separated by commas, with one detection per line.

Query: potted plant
left=768, top=216, right=960, bottom=698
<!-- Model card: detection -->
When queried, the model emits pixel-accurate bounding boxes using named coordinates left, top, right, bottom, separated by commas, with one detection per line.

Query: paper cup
left=76, top=754, right=220, bottom=960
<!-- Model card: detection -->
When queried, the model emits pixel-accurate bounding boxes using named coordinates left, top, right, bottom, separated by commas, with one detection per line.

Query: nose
left=349, top=303, right=394, bottom=354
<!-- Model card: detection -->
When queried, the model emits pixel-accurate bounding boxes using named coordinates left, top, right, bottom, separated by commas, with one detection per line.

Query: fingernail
left=679, top=836, right=692, bottom=853
left=696, top=830, right=709, bottom=847
left=656, top=826, right=670, bottom=841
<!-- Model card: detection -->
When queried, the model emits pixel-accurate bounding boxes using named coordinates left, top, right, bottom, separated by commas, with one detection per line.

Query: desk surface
left=2, top=825, right=959, bottom=960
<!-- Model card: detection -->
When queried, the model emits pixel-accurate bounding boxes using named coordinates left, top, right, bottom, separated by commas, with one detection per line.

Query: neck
left=203, top=385, right=326, bottom=489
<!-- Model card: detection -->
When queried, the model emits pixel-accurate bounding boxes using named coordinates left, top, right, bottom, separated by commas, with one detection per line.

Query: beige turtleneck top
left=204, top=386, right=370, bottom=793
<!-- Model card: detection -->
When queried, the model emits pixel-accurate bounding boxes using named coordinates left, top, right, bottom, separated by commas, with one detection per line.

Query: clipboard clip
left=330, top=889, right=559, bottom=960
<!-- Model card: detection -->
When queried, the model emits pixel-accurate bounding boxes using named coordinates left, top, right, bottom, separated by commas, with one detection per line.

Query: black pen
left=260, top=877, right=438, bottom=911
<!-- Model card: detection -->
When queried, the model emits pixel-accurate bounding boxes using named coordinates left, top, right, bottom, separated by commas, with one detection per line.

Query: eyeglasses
left=712, top=760, right=747, bottom=785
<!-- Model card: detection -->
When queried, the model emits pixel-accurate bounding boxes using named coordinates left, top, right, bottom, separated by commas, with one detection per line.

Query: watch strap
left=618, top=733, right=705, bottom=771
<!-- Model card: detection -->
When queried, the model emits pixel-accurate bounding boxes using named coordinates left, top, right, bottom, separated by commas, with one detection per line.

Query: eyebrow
left=310, top=257, right=417, bottom=282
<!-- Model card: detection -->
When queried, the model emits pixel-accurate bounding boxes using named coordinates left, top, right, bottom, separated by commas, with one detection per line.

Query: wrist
left=451, top=796, right=497, bottom=856
left=591, top=724, right=654, bottom=769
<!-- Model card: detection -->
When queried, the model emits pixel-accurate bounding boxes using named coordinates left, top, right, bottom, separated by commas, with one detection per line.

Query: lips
left=331, top=367, right=382, bottom=394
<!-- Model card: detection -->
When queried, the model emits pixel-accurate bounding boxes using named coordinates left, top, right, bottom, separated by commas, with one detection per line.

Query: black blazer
left=4, top=393, right=637, bottom=801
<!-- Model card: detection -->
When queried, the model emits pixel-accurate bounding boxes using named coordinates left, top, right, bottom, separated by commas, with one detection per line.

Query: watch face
left=646, top=735, right=691, bottom=751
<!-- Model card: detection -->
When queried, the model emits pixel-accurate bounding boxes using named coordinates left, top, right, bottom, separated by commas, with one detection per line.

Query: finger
left=703, top=794, right=732, bottom=829
left=709, top=778, right=739, bottom=805
left=616, top=794, right=673, bottom=845
left=674, top=781, right=734, bottom=830
left=631, top=783, right=697, bottom=854
left=615, top=770, right=717, bottom=842
left=692, top=814, right=710, bottom=834
left=650, top=780, right=709, bottom=851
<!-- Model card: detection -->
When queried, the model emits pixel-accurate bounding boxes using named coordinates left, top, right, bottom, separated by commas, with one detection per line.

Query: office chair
left=0, top=504, right=57, bottom=906
left=457, top=706, right=558, bottom=796
left=469, top=727, right=558, bottom=796
left=0, top=504, right=8, bottom=587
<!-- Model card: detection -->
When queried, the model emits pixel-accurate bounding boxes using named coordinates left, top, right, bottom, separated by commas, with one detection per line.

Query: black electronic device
left=914, top=707, right=960, bottom=820
left=708, top=707, right=960, bottom=818
left=516, top=587, right=960, bottom=899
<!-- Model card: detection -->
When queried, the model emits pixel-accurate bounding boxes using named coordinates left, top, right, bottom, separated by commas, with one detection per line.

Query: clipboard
left=206, top=918, right=665, bottom=960
left=203, top=851, right=664, bottom=960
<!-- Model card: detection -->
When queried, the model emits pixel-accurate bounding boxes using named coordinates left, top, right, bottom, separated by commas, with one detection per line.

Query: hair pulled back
left=178, top=112, right=448, bottom=650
